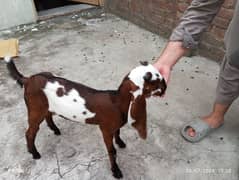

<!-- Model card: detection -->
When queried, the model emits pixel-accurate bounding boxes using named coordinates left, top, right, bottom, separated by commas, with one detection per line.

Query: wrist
left=153, top=60, right=172, bottom=72
left=155, top=41, right=188, bottom=69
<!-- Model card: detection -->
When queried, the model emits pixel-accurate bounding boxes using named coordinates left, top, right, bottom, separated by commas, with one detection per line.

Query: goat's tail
left=4, top=57, right=26, bottom=87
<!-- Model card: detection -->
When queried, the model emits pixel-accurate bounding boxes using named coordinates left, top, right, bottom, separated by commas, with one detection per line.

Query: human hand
left=153, top=62, right=171, bottom=84
left=153, top=41, right=188, bottom=84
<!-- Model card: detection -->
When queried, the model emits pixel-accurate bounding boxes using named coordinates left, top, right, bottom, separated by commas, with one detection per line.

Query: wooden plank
left=99, top=0, right=104, bottom=6
left=69, top=0, right=99, bottom=5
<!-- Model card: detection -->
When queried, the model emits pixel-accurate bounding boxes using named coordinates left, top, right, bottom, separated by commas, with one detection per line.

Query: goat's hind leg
left=115, top=129, right=126, bottom=148
left=24, top=90, right=49, bottom=159
left=26, top=114, right=44, bottom=159
left=45, top=112, right=61, bottom=135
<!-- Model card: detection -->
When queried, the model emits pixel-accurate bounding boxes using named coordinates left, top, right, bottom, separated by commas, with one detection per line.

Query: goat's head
left=128, top=61, right=167, bottom=98
left=121, top=61, right=167, bottom=139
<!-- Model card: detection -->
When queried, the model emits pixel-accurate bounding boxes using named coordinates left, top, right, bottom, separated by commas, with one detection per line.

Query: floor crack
left=55, top=152, right=63, bottom=178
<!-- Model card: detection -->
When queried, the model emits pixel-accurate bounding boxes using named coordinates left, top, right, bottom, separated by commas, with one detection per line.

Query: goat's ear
left=143, top=72, right=152, bottom=82
left=130, top=96, right=147, bottom=139
left=140, top=61, right=149, bottom=66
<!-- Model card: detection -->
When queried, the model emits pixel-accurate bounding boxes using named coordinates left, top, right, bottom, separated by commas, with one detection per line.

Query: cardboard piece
left=0, top=39, right=19, bottom=59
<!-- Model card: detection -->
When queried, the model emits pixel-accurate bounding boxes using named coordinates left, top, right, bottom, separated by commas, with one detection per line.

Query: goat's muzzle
left=154, top=78, right=167, bottom=97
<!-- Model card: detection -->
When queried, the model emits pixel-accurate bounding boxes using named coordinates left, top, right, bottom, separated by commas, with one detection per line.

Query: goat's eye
left=155, top=73, right=159, bottom=78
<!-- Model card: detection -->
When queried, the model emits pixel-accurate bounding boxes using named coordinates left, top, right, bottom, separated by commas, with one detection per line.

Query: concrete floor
left=0, top=8, right=239, bottom=180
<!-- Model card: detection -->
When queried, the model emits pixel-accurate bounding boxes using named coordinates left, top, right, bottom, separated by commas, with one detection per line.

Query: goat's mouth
left=152, top=89, right=165, bottom=97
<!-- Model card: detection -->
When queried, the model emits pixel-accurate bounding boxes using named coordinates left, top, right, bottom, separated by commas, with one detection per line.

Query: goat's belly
left=43, top=81, right=96, bottom=122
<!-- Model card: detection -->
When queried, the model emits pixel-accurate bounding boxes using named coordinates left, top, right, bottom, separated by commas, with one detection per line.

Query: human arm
left=154, top=0, right=225, bottom=83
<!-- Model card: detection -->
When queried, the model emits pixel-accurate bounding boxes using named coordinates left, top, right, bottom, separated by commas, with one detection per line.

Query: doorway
left=33, top=0, right=104, bottom=20
left=34, top=0, right=103, bottom=11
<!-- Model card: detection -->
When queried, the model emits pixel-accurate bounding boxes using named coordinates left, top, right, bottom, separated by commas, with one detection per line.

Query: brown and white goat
left=4, top=57, right=166, bottom=179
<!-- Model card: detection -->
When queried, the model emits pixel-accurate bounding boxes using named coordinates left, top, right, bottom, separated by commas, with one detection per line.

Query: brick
left=201, top=33, right=225, bottom=47
left=199, top=42, right=225, bottom=62
left=222, top=0, right=236, bottom=8
left=130, top=0, right=144, bottom=15
left=218, top=7, right=234, bottom=19
left=213, top=16, right=231, bottom=29
left=210, top=26, right=226, bottom=41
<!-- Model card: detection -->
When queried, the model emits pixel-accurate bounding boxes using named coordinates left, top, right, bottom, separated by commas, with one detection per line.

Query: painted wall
left=0, top=0, right=37, bottom=30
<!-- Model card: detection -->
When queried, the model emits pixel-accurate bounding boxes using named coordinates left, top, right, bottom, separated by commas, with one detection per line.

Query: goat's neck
left=118, top=81, right=133, bottom=114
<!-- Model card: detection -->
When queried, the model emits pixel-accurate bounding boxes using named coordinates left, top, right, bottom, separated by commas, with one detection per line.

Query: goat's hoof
left=32, top=152, right=41, bottom=159
left=116, top=140, right=126, bottom=149
left=54, top=130, right=61, bottom=136
left=118, top=142, right=126, bottom=148
left=112, top=166, right=123, bottom=179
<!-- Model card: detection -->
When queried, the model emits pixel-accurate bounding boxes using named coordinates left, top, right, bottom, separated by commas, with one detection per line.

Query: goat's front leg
left=115, top=129, right=126, bottom=148
left=102, top=131, right=123, bottom=179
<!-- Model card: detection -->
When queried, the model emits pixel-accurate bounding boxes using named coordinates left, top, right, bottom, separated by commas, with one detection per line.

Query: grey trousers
left=216, top=1, right=239, bottom=104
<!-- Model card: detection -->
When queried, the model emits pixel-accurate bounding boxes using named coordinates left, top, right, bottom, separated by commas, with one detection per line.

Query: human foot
left=181, top=116, right=224, bottom=142
left=187, top=116, right=224, bottom=137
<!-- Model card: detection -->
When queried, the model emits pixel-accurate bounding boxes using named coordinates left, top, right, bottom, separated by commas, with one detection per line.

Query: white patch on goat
left=43, top=81, right=95, bottom=122
left=127, top=101, right=135, bottom=125
left=128, top=64, right=163, bottom=99
left=4, top=56, right=11, bottom=63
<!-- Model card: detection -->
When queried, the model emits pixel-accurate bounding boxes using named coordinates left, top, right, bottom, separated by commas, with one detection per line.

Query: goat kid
left=4, top=57, right=166, bottom=179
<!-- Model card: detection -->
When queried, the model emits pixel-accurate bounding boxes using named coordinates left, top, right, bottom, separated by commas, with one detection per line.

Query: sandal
left=181, top=118, right=223, bottom=143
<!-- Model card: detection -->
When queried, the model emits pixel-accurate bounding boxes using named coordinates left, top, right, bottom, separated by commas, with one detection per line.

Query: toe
left=187, top=127, right=196, bottom=137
